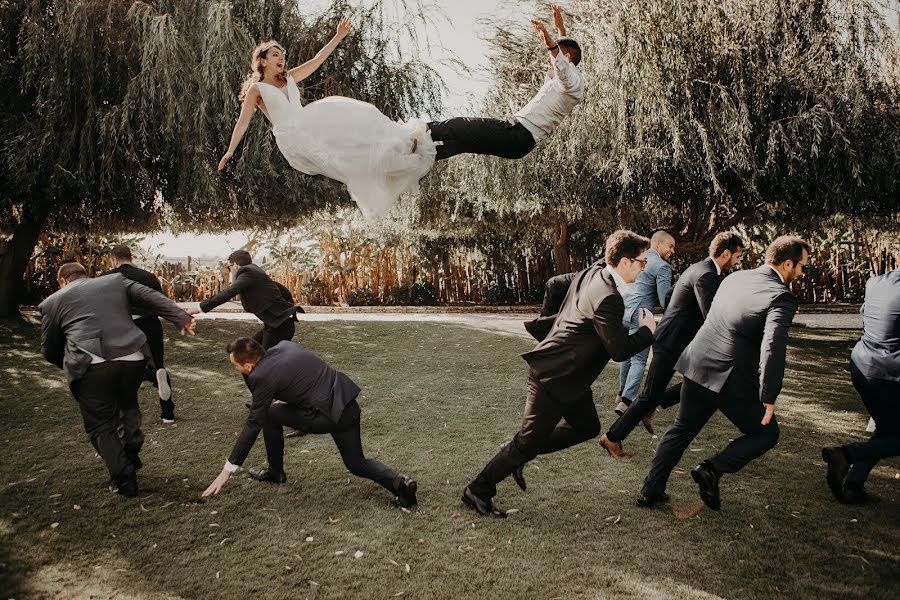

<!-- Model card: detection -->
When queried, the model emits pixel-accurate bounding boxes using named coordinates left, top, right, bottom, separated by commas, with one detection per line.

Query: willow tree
left=0, top=0, right=443, bottom=317
left=421, top=0, right=899, bottom=262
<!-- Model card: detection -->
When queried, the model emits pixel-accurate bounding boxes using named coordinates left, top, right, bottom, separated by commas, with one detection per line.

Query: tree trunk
left=552, top=220, right=571, bottom=274
left=0, top=211, right=48, bottom=319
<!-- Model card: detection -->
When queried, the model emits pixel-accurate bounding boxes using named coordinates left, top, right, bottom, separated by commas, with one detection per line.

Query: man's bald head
left=650, top=230, right=676, bottom=260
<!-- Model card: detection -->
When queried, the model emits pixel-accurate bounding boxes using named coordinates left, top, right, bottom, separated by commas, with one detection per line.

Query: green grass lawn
left=0, top=319, right=897, bottom=599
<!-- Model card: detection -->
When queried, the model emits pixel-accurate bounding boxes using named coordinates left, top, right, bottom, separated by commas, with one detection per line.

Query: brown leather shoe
left=641, top=413, right=655, bottom=435
left=822, top=446, right=850, bottom=500
left=600, top=434, right=627, bottom=458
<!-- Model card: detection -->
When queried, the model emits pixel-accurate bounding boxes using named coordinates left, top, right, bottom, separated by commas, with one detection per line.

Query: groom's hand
left=551, top=4, right=567, bottom=36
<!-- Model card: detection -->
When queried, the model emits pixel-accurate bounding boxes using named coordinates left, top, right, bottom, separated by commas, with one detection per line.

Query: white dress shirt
left=766, top=264, right=786, bottom=284
left=604, top=266, right=630, bottom=297
left=514, top=52, right=585, bottom=142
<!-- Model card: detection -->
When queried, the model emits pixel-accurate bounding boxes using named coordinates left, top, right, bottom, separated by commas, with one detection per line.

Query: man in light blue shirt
left=617, top=230, right=676, bottom=414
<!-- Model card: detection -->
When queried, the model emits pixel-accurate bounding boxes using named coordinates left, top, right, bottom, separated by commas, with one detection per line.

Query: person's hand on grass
left=202, top=469, right=232, bottom=497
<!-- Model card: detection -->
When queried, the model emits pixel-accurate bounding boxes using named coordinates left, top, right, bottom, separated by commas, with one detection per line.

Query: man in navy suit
left=822, top=269, right=900, bottom=504
left=601, top=232, right=744, bottom=457
left=639, top=236, right=810, bottom=510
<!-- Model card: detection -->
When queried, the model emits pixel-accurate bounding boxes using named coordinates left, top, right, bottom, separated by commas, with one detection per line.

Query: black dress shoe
left=462, top=486, right=506, bottom=518
left=110, top=472, right=139, bottom=498
left=285, top=429, right=307, bottom=438
left=691, top=462, right=721, bottom=511
left=512, top=465, right=527, bottom=491
left=636, top=491, right=670, bottom=508
left=248, top=467, right=287, bottom=483
left=841, top=485, right=881, bottom=505
left=394, top=475, right=418, bottom=508
left=821, top=446, right=850, bottom=500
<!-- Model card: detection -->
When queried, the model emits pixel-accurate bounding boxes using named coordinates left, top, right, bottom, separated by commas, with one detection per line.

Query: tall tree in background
left=0, top=0, right=443, bottom=318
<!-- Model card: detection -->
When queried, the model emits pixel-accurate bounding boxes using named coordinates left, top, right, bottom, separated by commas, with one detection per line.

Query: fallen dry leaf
left=305, top=536, right=314, bottom=542
left=50, top=522, right=59, bottom=529
left=73, top=505, right=81, bottom=511
left=354, top=550, right=364, bottom=559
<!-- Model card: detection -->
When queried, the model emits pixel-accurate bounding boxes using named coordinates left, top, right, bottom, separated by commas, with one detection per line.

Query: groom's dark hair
left=605, top=230, right=650, bottom=267
left=227, top=249, right=253, bottom=266
left=227, top=337, right=265, bottom=365
left=558, top=38, right=581, bottom=66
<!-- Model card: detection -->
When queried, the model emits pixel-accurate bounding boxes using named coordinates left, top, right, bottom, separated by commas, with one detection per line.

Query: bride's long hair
left=239, top=40, right=287, bottom=102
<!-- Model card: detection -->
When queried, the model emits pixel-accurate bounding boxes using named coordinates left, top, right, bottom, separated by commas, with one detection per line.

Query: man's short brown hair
left=709, top=232, right=744, bottom=258
left=110, top=244, right=133, bottom=261
left=227, top=250, right=252, bottom=266
left=226, top=337, right=265, bottom=365
left=765, top=236, right=811, bottom=266
left=57, top=262, right=87, bottom=282
left=605, top=230, right=651, bottom=267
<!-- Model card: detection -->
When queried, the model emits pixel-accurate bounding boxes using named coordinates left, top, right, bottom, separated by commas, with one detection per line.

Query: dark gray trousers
left=641, top=377, right=780, bottom=496
left=607, top=347, right=682, bottom=442
left=844, top=362, right=900, bottom=488
left=428, top=117, right=536, bottom=161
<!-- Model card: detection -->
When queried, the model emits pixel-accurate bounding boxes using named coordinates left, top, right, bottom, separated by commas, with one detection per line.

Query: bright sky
left=147, top=0, right=538, bottom=259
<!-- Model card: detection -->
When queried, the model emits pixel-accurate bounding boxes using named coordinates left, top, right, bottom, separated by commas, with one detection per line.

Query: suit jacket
left=522, top=265, right=654, bottom=400
left=39, top=274, right=192, bottom=385
left=623, top=249, right=672, bottom=321
left=851, top=270, right=900, bottom=382
left=653, top=257, right=722, bottom=357
left=228, top=341, right=361, bottom=466
left=103, top=263, right=163, bottom=318
left=200, top=264, right=295, bottom=328
left=675, top=266, right=798, bottom=404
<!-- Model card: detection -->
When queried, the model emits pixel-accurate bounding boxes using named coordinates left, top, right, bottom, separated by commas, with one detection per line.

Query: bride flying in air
left=217, top=18, right=435, bottom=219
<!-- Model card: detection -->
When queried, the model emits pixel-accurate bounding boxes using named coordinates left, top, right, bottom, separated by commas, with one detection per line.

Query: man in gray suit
left=822, top=269, right=899, bottom=504
left=617, top=230, right=675, bottom=415
left=638, top=236, right=810, bottom=510
left=201, top=338, right=418, bottom=508
left=462, top=230, right=657, bottom=517
left=39, top=263, right=195, bottom=496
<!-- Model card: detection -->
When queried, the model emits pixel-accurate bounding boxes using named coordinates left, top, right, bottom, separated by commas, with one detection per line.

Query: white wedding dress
left=256, top=75, right=436, bottom=219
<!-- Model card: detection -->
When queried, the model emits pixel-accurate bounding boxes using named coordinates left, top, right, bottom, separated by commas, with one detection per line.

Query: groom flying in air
left=428, top=4, right=583, bottom=161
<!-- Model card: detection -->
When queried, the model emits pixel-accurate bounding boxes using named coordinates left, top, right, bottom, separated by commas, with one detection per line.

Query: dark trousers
left=428, top=117, right=536, bottom=161
left=71, top=361, right=146, bottom=481
left=844, top=362, right=900, bottom=488
left=642, top=377, right=780, bottom=496
left=469, top=373, right=602, bottom=499
left=607, top=348, right=682, bottom=442
left=135, top=316, right=172, bottom=402
left=262, top=399, right=399, bottom=492
left=253, top=318, right=296, bottom=350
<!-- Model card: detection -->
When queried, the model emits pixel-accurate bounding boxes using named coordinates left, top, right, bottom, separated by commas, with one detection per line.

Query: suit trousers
left=262, top=399, right=399, bottom=492
left=844, top=362, right=900, bottom=488
left=71, top=360, right=146, bottom=481
left=618, top=314, right=651, bottom=402
left=469, top=373, right=602, bottom=498
left=253, top=318, right=296, bottom=350
left=428, top=118, right=536, bottom=161
left=607, top=347, right=681, bottom=442
left=135, top=315, right=172, bottom=403
left=641, top=377, right=780, bottom=496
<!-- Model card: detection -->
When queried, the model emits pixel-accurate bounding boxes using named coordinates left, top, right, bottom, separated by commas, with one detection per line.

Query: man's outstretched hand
left=552, top=4, right=567, bottom=36
left=531, top=19, right=553, bottom=47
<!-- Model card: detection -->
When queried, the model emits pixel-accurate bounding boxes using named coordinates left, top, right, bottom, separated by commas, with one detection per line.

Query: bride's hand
left=336, top=17, right=351, bottom=40
left=217, top=151, right=233, bottom=171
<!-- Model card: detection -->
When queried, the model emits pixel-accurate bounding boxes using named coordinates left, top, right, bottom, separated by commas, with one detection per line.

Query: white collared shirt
left=712, top=258, right=722, bottom=276
left=514, top=51, right=584, bottom=142
left=767, top=264, right=786, bottom=284
left=604, top=266, right=630, bottom=297
left=78, top=348, right=145, bottom=365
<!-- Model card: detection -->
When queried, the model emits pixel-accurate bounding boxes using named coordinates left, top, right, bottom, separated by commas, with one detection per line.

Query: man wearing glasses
left=638, top=236, right=810, bottom=511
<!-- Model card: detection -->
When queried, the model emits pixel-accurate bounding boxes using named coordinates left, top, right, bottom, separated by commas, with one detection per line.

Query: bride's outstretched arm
left=218, top=86, right=261, bottom=171
left=288, top=17, right=351, bottom=82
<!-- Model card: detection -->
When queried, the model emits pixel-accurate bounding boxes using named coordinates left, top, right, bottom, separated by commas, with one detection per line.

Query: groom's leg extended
left=428, top=117, right=536, bottom=161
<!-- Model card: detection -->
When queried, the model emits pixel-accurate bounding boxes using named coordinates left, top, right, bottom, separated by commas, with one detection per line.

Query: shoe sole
left=614, top=401, right=629, bottom=416
left=462, top=492, right=506, bottom=518
left=691, top=469, right=721, bottom=511
left=156, top=368, right=171, bottom=401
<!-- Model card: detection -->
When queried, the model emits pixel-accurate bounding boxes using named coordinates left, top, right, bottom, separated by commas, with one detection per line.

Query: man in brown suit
left=462, top=230, right=657, bottom=517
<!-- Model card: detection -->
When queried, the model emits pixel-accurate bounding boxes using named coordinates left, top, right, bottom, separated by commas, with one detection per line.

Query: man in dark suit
left=822, top=269, right=899, bottom=504
left=601, top=232, right=744, bottom=457
left=638, top=236, right=810, bottom=510
left=201, top=338, right=418, bottom=508
left=462, top=230, right=657, bottom=517
left=188, top=250, right=300, bottom=350
left=103, top=244, right=176, bottom=423
left=39, top=263, right=195, bottom=496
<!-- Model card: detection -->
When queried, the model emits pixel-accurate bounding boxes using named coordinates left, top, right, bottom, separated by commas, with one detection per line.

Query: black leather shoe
left=248, top=467, right=287, bottom=483
left=637, top=491, right=670, bottom=508
left=822, top=446, right=850, bottom=500
left=110, top=472, right=139, bottom=498
left=394, top=475, right=418, bottom=508
left=512, top=465, right=527, bottom=491
left=841, top=485, right=881, bottom=505
left=285, top=429, right=307, bottom=438
left=691, top=462, right=721, bottom=511
left=462, top=486, right=506, bottom=518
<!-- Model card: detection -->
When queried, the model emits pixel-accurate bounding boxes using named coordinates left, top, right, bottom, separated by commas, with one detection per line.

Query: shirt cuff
left=224, top=460, right=240, bottom=473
